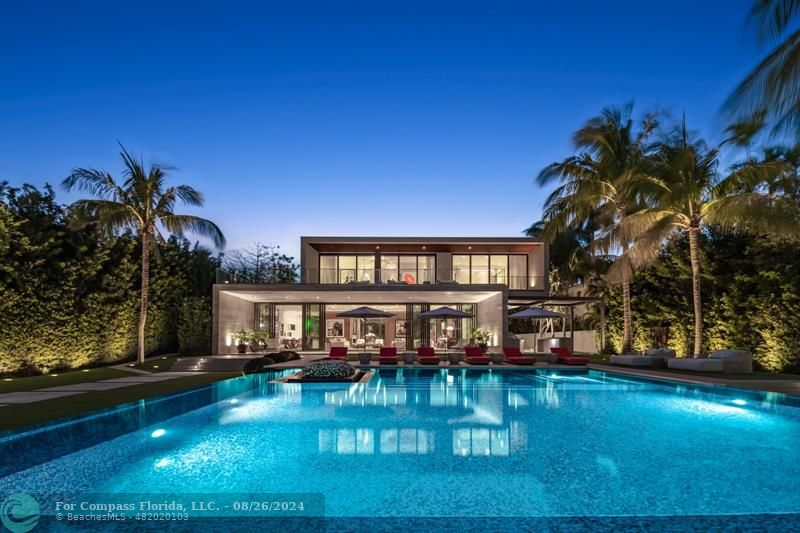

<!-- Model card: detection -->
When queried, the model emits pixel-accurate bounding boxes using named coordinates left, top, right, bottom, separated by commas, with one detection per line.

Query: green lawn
left=0, top=372, right=239, bottom=431
left=0, top=367, right=133, bottom=394
left=128, top=355, right=178, bottom=373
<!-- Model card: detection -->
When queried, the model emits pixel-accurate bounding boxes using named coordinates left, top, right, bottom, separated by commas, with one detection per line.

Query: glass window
left=303, top=304, right=321, bottom=350
left=357, top=255, right=375, bottom=282
left=452, top=255, right=470, bottom=284
left=490, top=255, right=508, bottom=284
left=381, top=255, right=399, bottom=282
left=255, top=303, right=274, bottom=337
left=320, top=255, right=337, bottom=284
left=509, top=255, right=527, bottom=289
left=338, top=255, right=356, bottom=284
left=471, top=255, right=489, bottom=284
left=399, top=256, right=417, bottom=284
left=418, top=255, right=435, bottom=284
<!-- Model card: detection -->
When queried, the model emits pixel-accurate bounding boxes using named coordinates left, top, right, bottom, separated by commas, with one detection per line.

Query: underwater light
left=731, top=399, right=747, bottom=406
left=229, top=399, right=239, bottom=404
left=151, top=429, right=166, bottom=438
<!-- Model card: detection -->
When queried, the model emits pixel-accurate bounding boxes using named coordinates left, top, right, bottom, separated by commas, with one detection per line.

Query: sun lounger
left=550, top=347, right=589, bottom=365
left=464, top=346, right=491, bottom=365
left=416, top=347, right=440, bottom=365
left=328, top=346, right=348, bottom=360
left=502, top=347, right=537, bottom=365
left=379, top=347, right=398, bottom=364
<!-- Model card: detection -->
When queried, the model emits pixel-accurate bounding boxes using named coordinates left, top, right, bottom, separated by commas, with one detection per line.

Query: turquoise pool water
left=1, top=368, right=799, bottom=522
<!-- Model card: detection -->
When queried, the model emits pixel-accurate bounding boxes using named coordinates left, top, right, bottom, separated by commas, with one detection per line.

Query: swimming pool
left=1, top=368, right=799, bottom=527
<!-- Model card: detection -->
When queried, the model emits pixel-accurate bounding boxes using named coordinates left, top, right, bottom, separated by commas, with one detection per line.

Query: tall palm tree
left=536, top=103, right=656, bottom=354
left=725, top=0, right=800, bottom=135
left=621, top=122, right=791, bottom=356
left=63, top=146, right=225, bottom=364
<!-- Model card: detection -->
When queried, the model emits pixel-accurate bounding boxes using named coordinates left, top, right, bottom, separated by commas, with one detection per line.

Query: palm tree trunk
left=622, top=271, right=633, bottom=354
left=688, top=228, right=702, bottom=357
left=621, top=243, right=632, bottom=354
left=138, top=231, right=150, bottom=364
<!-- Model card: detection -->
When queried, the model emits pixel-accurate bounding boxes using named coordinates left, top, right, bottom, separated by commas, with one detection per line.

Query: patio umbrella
left=509, top=307, right=564, bottom=352
left=419, top=306, right=474, bottom=355
left=336, top=306, right=395, bottom=352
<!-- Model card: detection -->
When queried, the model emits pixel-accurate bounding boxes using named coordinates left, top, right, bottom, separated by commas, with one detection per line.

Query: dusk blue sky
left=1, top=1, right=760, bottom=258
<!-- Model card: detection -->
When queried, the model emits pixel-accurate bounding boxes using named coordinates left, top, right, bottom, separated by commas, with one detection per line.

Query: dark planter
left=237, top=343, right=247, bottom=354
left=447, top=353, right=461, bottom=365
left=402, top=352, right=416, bottom=365
left=358, top=352, right=372, bottom=365
left=490, top=352, right=504, bottom=364
left=479, top=343, right=488, bottom=354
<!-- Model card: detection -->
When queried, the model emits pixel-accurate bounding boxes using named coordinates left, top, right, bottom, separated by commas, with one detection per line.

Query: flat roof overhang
left=302, top=236, right=542, bottom=254
left=508, top=294, right=603, bottom=307
left=216, top=283, right=506, bottom=304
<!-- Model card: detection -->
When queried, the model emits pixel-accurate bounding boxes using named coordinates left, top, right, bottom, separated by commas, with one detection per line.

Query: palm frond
left=158, top=214, right=226, bottom=249
left=704, top=192, right=800, bottom=233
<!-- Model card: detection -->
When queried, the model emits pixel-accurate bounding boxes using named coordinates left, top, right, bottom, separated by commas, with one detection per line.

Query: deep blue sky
left=1, top=1, right=759, bottom=257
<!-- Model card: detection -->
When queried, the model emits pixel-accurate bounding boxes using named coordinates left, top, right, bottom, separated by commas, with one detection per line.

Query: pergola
left=508, top=295, right=606, bottom=350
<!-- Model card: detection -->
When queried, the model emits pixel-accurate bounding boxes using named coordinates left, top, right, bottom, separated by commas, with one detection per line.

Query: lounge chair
left=611, top=348, right=676, bottom=368
left=464, top=346, right=491, bottom=365
left=502, top=347, right=537, bottom=365
left=550, top=347, right=589, bottom=365
left=667, top=349, right=752, bottom=374
left=379, top=347, right=398, bottom=365
left=416, top=347, right=440, bottom=365
left=328, top=346, right=348, bottom=360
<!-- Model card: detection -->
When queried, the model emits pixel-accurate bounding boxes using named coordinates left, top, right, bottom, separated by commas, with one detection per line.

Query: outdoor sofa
left=611, top=348, right=676, bottom=368
left=666, top=349, right=753, bottom=374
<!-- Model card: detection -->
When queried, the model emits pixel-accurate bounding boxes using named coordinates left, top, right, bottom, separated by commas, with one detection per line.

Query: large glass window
left=320, top=256, right=337, bottom=284
left=399, top=256, right=418, bottom=284
left=452, top=255, right=470, bottom=284
left=490, top=255, right=508, bottom=284
left=471, top=255, right=489, bottom=284
left=357, top=255, right=375, bottom=283
left=255, top=303, right=274, bottom=337
left=418, top=255, right=435, bottom=284
left=380, top=255, right=399, bottom=282
left=338, top=255, right=356, bottom=284
left=303, top=304, right=321, bottom=350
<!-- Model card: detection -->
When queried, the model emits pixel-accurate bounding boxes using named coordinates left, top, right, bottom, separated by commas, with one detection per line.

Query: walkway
left=0, top=370, right=206, bottom=406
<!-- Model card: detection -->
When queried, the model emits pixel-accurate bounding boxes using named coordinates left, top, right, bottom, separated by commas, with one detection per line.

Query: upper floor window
left=381, top=255, right=435, bottom=284
left=320, top=255, right=375, bottom=284
left=451, top=254, right=527, bottom=288
left=320, top=254, right=434, bottom=284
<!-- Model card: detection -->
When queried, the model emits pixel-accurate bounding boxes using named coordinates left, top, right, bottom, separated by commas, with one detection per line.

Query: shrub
left=269, top=350, right=300, bottom=363
left=242, top=357, right=275, bottom=375
left=302, top=360, right=355, bottom=379
left=177, top=297, right=211, bottom=356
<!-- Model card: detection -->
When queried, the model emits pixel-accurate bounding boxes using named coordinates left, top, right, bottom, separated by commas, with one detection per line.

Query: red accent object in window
left=403, top=273, right=416, bottom=284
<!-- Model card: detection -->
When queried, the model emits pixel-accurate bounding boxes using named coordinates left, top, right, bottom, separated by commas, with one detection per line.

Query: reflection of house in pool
left=213, top=236, right=549, bottom=353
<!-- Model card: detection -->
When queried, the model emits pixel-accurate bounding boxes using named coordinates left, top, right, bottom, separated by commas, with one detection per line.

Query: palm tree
left=63, top=146, right=225, bottom=364
left=621, top=122, right=792, bottom=356
left=536, top=103, right=656, bottom=354
left=725, top=0, right=800, bottom=135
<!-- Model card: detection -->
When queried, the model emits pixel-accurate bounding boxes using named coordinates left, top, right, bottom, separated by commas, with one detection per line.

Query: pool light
left=229, top=399, right=239, bottom=404
left=151, top=428, right=166, bottom=438
left=731, top=399, right=747, bottom=406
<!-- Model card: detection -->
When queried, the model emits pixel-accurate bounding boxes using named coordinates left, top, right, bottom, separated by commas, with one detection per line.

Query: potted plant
left=232, top=329, right=250, bottom=354
left=358, top=351, right=372, bottom=365
left=470, top=328, right=492, bottom=353
left=249, top=330, right=268, bottom=353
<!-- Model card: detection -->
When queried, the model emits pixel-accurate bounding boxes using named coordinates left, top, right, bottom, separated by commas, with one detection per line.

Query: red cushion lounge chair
left=464, top=346, right=491, bottom=365
left=502, top=347, right=537, bottom=365
left=550, top=347, right=589, bottom=365
left=329, top=346, right=348, bottom=360
left=379, top=347, right=398, bottom=364
left=416, top=347, right=440, bottom=365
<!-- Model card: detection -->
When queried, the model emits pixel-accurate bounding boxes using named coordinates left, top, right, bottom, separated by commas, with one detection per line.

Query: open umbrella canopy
left=335, top=306, right=395, bottom=318
left=509, top=307, right=563, bottom=319
left=419, top=306, right=474, bottom=319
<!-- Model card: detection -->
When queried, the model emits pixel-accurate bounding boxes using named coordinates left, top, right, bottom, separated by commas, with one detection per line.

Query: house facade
left=211, top=236, right=548, bottom=354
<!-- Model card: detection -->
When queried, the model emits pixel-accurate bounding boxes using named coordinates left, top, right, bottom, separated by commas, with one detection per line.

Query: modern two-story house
left=211, top=236, right=549, bottom=354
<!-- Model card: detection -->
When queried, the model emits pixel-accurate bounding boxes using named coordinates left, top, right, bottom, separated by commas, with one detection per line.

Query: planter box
left=284, top=370, right=371, bottom=383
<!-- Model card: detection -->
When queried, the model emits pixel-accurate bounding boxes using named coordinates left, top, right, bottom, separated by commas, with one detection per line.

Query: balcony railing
left=303, top=268, right=545, bottom=290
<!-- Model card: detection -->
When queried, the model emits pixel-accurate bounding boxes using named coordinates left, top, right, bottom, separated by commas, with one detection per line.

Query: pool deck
left=263, top=353, right=800, bottom=396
